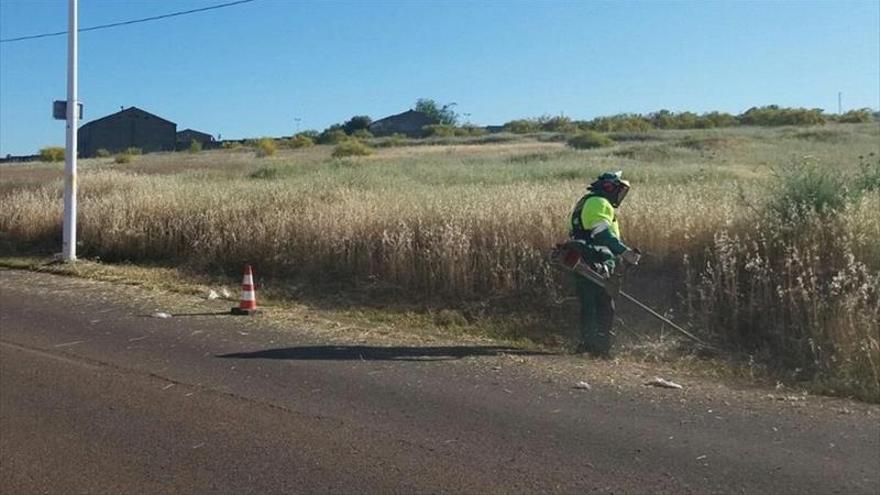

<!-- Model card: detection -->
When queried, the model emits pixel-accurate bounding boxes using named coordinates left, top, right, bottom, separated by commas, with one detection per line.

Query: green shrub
left=423, top=124, right=457, bottom=137
left=701, top=111, right=739, bottom=128
left=738, top=105, right=826, bottom=126
left=584, top=114, right=654, bottom=133
left=39, top=146, right=65, bottom=162
left=566, top=131, right=615, bottom=150
left=317, top=128, right=348, bottom=145
left=768, top=162, right=857, bottom=221
left=288, top=134, right=314, bottom=149
left=503, top=119, right=541, bottom=134
left=352, top=129, right=373, bottom=139
left=540, top=115, right=577, bottom=134
left=255, top=138, right=277, bottom=158
left=222, top=141, right=243, bottom=150
left=114, top=153, right=133, bottom=164
left=854, top=154, right=880, bottom=193
left=125, top=147, right=142, bottom=155
left=95, top=148, right=111, bottom=158
left=332, top=140, right=373, bottom=158
left=834, top=108, right=874, bottom=124
left=372, top=133, right=408, bottom=148
left=188, top=139, right=202, bottom=153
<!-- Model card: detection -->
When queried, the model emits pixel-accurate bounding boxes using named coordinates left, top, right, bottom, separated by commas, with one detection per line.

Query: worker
left=568, top=171, right=640, bottom=357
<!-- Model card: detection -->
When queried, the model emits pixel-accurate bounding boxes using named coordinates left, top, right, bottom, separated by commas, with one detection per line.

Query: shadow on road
left=218, top=345, right=548, bottom=362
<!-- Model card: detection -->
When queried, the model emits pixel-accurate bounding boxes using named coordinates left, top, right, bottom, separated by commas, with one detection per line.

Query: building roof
left=370, top=109, right=436, bottom=126
left=79, top=106, right=176, bottom=130
left=177, top=128, right=213, bottom=138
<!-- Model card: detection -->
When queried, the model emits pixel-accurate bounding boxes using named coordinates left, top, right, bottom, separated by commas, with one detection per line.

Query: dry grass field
left=1, top=123, right=878, bottom=400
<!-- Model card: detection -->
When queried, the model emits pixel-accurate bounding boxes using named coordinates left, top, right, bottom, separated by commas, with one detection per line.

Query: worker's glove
left=621, top=249, right=641, bottom=266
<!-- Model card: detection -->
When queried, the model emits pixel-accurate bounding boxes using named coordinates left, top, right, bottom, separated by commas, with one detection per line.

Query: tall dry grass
left=685, top=196, right=879, bottom=400
left=1, top=123, right=878, bottom=399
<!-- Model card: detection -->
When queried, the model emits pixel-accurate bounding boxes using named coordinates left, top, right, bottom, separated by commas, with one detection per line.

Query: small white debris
left=766, top=394, right=806, bottom=402
left=54, top=340, right=85, bottom=348
left=696, top=454, right=707, bottom=460
left=646, top=377, right=683, bottom=389
left=151, top=312, right=172, bottom=319
left=220, top=287, right=232, bottom=299
left=574, top=381, right=592, bottom=390
left=206, top=289, right=220, bottom=300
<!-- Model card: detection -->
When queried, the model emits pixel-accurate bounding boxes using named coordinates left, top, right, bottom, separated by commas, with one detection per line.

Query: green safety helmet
left=588, top=170, right=631, bottom=207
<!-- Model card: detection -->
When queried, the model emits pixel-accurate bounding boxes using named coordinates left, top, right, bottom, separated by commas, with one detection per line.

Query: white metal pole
left=62, top=0, right=78, bottom=261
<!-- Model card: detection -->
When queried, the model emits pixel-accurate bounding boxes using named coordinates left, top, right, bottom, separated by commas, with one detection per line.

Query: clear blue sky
left=1, top=0, right=878, bottom=155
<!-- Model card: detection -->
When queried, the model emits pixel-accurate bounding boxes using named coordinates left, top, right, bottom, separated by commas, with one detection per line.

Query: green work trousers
left=575, top=275, right=615, bottom=356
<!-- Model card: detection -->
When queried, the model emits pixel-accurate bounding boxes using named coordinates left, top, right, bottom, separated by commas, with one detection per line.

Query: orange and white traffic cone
left=231, top=265, right=259, bottom=315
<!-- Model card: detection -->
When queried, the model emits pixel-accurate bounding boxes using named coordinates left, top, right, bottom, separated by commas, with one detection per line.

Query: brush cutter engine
left=549, top=240, right=620, bottom=297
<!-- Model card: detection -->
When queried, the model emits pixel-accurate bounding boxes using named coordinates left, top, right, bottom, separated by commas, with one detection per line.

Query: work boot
left=572, top=341, right=593, bottom=355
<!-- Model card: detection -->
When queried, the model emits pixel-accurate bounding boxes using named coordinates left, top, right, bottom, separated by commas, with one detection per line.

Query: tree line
left=501, top=106, right=875, bottom=134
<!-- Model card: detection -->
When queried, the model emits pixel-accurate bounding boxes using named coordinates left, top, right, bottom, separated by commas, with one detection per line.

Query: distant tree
left=415, top=98, right=458, bottom=126
left=39, top=146, right=65, bottom=162
left=650, top=109, right=676, bottom=129
left=317, top=124, right=348, bottom=145
left=288, top=134, right=314, bottom=148
left=503, top=119, right=541, bottom=134
left=833, top=108, right=874, bottom=124
left=343, top=115, right=372, bottom=135
left=738, top=106, right=826, bottom=126
left=255, top=138, right=277, bottom=157
left=539, top=115, right=577, bottom=134
left=700, top=111, right=738, bottom=128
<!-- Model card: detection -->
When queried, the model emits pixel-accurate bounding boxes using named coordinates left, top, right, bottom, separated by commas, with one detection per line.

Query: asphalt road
left=1, top=270, right=878, bottom=494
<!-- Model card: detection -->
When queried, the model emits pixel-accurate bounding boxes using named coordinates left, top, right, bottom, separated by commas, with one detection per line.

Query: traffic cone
left=231, top=265, right=259, bottom=315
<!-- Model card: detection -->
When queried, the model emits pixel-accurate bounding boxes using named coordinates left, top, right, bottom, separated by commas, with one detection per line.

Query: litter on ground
left=646, top=377, right=683, bottom=389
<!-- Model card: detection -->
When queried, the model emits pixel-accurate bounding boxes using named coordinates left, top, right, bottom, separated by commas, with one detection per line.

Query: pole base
left=231, top=307, right=260, bottom=316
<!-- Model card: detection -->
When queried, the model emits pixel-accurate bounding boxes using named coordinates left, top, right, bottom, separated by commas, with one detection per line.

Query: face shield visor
left=612, top=181, right=630, bottom=207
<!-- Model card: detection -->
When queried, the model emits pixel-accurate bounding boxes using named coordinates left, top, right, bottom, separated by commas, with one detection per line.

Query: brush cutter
left=549, top=241, right=709, bottom=347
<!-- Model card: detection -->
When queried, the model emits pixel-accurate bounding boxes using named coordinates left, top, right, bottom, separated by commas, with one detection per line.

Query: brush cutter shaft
left=617, top=292, right=706, bottom=345
left=550, top=243, right=709, bottom=346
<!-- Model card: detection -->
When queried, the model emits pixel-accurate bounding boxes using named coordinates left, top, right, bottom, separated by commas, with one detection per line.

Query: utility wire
left=0, top=0, right=258, bottom=44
